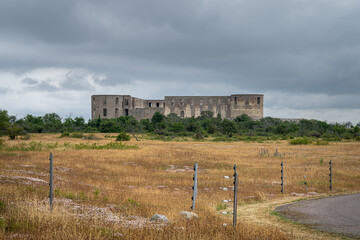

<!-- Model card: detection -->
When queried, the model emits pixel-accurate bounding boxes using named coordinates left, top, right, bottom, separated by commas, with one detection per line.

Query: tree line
left=0, top=109, right=359, bottom=141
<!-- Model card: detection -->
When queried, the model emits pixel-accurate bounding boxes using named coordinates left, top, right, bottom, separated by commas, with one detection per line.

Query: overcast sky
left=0, top=0, right=359, bottom=124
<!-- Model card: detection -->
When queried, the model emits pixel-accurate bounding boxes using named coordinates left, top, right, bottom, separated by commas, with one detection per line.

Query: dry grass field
left=1, top=134, right=359, bottom=239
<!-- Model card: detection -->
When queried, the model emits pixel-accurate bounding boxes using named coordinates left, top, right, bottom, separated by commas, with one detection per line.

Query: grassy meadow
left=0, top=134, right=359, bottom=239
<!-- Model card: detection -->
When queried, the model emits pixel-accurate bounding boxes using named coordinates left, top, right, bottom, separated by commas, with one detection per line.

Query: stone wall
left=91, top=94, right=263, bottom=121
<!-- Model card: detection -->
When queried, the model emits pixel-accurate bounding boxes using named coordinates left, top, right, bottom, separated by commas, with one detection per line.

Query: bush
left=60, top=131, right=70, bottom=137
left=116, top=132, right=131, bottom=141
left=82, top=133, right=98, bottom=140
left=6, top=124, right=24, bottom=140
left=289, top=137, right=313, bottom=145
left=70, top=132, right=85, bottom=138
left=20, top=134, right=31, bottom=140
left=193, top=131, right=204, bottom=140
left=314, top=140, right=330, bottom=145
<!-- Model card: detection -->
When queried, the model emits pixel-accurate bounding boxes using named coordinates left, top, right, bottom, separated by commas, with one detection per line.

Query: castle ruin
left=91, top=94, right=263, bottom=120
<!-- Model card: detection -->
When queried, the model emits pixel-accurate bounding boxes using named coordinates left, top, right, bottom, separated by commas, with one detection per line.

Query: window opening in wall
left=245, top=97, right=249, bottom=105
left=103, top=108, right=107, bottom=117
left=257, top=97, right=261, bottom=105
left=103, top=97, right=107, bottom=105
left=163, top=103, right=165, bottom=107
left=116, top=98, right=119, bottom=104
left=92, top=97, right=95, bottom=102
left=125, top=99, right=129, bottom=105
left=149, top=102, right=152, bottom=107
left=115, top=108, right=118, bottom=116
left=234, top=97, right=237, bottom=105
left=156, top=102, right=160, bottom=107
left=180, top=111, right=185, bottom=118
left=200, top=102, right=203, bottom=106
left=125, top=109, right=129, bottom=116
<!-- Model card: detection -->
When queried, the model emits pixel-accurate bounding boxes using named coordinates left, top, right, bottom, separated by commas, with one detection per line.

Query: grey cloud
left=22, top=77, right=38, bottom=85
left=27, top=81, right=60, bottom=92
left=1, top=0, right=360, bottom=122
left=61, top=71, right=94, bottom=91
left=0, top=87, right=9, bottom=94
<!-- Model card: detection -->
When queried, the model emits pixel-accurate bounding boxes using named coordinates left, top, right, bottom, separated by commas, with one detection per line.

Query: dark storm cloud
left=22, top=78, right=38, bottom=85
left=0, top=0, right=360, bottom=121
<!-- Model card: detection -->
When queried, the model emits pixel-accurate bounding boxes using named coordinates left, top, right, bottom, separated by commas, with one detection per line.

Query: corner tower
left=230, top=94, right=263, bottom=119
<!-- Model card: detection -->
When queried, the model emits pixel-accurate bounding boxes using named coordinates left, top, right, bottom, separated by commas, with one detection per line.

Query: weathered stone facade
left=91, top=94, right=263, bottom=120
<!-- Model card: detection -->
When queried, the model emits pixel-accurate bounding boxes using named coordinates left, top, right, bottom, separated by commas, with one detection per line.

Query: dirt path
left=275, top=194, right=360, bottom=239
left=237, top=196, right=347, bottom=240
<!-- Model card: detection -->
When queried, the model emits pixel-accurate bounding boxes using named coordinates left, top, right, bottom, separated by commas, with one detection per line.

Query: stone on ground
left=149, top=214, right=169, bottom=222
left=179, top=211, right=198, bottom=220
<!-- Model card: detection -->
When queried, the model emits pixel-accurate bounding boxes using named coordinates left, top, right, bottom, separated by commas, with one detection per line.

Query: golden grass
left=1, top=133, right=359, bottom=239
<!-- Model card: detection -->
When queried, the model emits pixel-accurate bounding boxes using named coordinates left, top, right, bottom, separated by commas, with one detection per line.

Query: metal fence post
left=329, top=160, right=332, bottom=191
left=233, top=164, right=238, bottom=227
left=191, top=162, right=198, bottom=211
left=281, top=161, right=284, bottom=194
left=49, top=153, right=53, bottom=212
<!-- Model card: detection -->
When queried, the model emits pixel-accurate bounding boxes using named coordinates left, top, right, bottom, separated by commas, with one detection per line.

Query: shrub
left=20, top=134, right=31, bottom=140
left=193, top=131, right=204, bottom=140
left=6, top=124, right=24, bottom=140
left=116, top=132, right=131, bottom=141
left=82, top=133, right=98, bottom=140
left=289, top=137, right=313, bottom=145
left=314, top=140, right=329, bottom=145
left=60, top=131, right=70, bottom=137
left=70, top=132, right=85, bottom=138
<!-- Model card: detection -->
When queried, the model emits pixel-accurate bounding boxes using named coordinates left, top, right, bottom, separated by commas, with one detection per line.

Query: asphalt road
left=275, top=193, right=360, bottom=239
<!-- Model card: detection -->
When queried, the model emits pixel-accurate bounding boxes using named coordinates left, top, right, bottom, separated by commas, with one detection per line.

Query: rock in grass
left=150, top=214, right=169, bottom=222
left=179, top=211, right=198, bottom=220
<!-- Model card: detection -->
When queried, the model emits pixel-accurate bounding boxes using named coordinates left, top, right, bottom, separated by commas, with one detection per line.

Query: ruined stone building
left=91, top=94, right=264, bottom=120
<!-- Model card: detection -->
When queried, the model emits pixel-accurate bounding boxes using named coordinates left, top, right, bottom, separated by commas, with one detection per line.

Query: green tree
left=100, top=119, right=122, bottom=133
left=169, top=122, right=185, bottom=133
left=0, top=109, right=10, bottom=136
left=220, top=119, right=237, bottom=137
left=199, top=111, right=214, bottom=119
left=151, top=112, right=165, bottom=129
left=140, top=119, right=153, bottom=132
left=43, top=113, right=63, bottom=133
left=19, top=115, right=44, bottom=133
left=151, top=112, right=164, bottom=125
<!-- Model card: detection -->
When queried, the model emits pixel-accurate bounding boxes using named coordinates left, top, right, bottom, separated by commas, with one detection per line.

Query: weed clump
left=55, top=189, right=88, bottom=200
left=216, top=203, right=227, bottom=211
